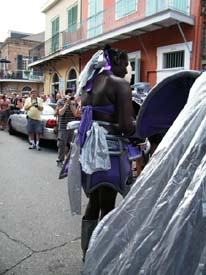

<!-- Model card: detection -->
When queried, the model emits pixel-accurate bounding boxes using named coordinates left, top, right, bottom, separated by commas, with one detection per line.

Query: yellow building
left=29, top=0, right=82, bottom=99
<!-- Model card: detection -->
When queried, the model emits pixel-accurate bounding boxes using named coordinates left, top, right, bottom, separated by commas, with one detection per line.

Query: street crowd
left=0, top=92, right=57, bottom=130
left=0, top=89, right=81, bottom=154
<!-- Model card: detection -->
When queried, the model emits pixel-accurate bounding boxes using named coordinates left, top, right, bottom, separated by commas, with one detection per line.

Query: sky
left=0, top=0, right=48, bottom=42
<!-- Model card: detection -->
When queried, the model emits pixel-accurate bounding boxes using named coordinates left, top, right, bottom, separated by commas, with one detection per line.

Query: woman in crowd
left=0, top=94, right=11, bottom=130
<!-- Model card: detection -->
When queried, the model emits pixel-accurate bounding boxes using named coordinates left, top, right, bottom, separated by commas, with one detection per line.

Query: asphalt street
left=0, top=130, right=87, bottom=275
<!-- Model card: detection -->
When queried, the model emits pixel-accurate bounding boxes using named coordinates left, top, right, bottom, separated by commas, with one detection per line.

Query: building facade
left=29, top=0, right=81, bottom=99
left=0, top=31, right=44, bottom=96
left=29, top=0, right=205, bottom=94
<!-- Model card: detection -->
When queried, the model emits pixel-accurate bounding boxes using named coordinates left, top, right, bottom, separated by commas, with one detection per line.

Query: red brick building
left=0, top=31, right=44, bottom=96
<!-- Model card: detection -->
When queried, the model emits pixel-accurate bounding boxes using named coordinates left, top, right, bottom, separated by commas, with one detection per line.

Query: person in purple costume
left=80, top=44, right=135, bottom=261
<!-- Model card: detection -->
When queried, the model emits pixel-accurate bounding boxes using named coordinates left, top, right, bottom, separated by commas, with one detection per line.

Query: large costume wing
left=83, top=71, right=206, bottom=275
left=136, top=70, right=201, bottom=139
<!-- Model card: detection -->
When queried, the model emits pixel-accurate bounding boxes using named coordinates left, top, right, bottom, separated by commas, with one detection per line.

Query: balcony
left=0, top=70, right=44, bottom=82
left=29, top=0, right=194, bottom=66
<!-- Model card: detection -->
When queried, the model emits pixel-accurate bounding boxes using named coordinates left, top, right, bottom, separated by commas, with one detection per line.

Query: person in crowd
left=70, top=93, right=82, bottom=118
left=16, top=97, right=24, bottom=110
left=22, top=94, right=29, bottom=105
left=40, top=94, right=47, bottom=103
left=0, top=93, right=11, bottom=130
left=50, top=94, right=56, bottom=103
left=66, top=45, right=135, bottom=261
left=44, top=94, right=55, bottom=104
left=201, top=63, right=206, bottom=71
left=23, top=90, right=43, bottom=150
left=67, top=89, right=82, bottom=119
left=56, top=92, right=62, bottom=102
left=124, top=62, right=149, bottom=178
left=10, top=92, right=19, bottom=114
left=55, top=90, right=78, bottom=167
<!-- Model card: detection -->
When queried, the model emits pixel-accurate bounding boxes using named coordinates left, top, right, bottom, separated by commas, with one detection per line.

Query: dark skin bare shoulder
left=81, top=72, right=134, bottom=136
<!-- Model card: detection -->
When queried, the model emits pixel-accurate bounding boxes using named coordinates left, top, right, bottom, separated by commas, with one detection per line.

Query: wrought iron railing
left=29, top=43, right=45, bottom=61
left=29, top=0, right=192, bottom=61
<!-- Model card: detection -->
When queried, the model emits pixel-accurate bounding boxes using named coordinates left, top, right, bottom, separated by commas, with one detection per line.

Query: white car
left=8, top=104, right=57, bottom=141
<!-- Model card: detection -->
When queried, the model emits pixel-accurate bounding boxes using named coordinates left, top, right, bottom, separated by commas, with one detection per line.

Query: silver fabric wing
left=83, top=72, right=206, bottom=275
left=67, top=139, right=82, bottom=215
left=79, top=122, right=111, bottom=174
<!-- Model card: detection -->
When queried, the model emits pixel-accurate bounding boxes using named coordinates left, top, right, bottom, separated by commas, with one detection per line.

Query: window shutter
left=135, top=57, right=140, bottom=83
left=52, top=17, right=59, bottom=52
left=17, top=55, right=23, bottom=70
left=33, top=56, right=38, bottom=62
left=68, top=5, right=78, bottom=32
left=88, top=0, right=103, bottom=38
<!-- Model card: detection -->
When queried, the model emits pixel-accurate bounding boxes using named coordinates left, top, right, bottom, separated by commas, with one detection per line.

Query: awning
left=29, top=9, right=194, bottom=68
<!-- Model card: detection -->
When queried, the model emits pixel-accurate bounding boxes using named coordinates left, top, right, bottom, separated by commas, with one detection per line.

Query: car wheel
left=8, top=120, right=16, bottom=135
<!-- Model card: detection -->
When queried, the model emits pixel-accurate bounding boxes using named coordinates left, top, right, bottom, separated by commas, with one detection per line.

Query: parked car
left=8, top=104, right=58, bottom=141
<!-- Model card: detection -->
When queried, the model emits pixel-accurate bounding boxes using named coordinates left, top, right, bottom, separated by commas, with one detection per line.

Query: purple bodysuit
left=78, top=104, right=132, bottom=196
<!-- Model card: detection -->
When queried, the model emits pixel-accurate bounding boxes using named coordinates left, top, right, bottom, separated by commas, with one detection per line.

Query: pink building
left=29, top=0, right=205, bottom=91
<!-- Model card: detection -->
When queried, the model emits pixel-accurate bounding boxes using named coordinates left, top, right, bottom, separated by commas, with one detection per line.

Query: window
left=88, top=0, right=103, bottom=38
left=52, top=73, right=59, bottom=83
left=146, top=0, right=190, bottom=16
left=130, top=60, right=136, bottom=85
left=157, top=42, right=192, bottom=83
left=163, top=51, right=184, bottom=69
left=68, top=5, right=78, bottom=32
left=22, top=56, right=29, bottom=70
left=51, top=17, right=59, bottom=53
left=17, top=55, right=29, bottom=70
left=128, top=51, right=141, bottom=85
left=22, top=87, right=31, bottom=96
left=51, top=73, right=59, bottom=97
left=22, top=86, right=32, bottom=92
left=66, top=68, right=77, bottom=92
left=115, top=0, right=137, bottom=20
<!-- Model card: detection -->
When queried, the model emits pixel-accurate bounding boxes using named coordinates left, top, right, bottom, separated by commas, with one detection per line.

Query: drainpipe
left=177, top=22, right=192, bottom=56
left=79, top=53, right=81, bottom=74
left=191, top=3, right=203, bottom=70
left=176, top=20, right=203, bottom=70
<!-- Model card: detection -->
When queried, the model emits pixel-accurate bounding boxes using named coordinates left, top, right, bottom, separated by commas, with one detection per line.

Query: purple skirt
left=81, top=151, right=132, bottom=196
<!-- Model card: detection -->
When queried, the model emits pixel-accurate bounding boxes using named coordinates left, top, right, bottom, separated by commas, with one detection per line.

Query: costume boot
left=81, top=218, right=98, bottom=262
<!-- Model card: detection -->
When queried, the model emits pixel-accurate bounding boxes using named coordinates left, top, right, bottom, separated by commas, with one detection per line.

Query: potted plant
left=24, top=70, right=30, bottom=78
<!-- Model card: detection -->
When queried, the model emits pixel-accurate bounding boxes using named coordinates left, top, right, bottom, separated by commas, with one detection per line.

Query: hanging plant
left=24, top=70, right=30, bottom=76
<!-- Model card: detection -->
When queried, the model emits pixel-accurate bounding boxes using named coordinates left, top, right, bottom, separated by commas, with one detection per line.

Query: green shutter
left=172, top=0, right=189, bottom=14
left=88, top=0, right=103, bottom=38
left=146, top=0, right=190, bottom=16
left=68, top=5, right=78, bottom=32
left=89, top=0, right=96, bottom=16
left=115, top=0, right=137, bottom=19
left=52, top=17, right=59, bottom=53
left=17, top=55, right=23, bottom=70
left=146, top=0, right=157, bottom=15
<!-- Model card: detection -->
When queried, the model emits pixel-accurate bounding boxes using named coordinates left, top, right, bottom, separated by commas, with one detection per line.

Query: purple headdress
left=85, top=49, right=111, bottom=92
left=77, top=49, right=112, bottom=147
